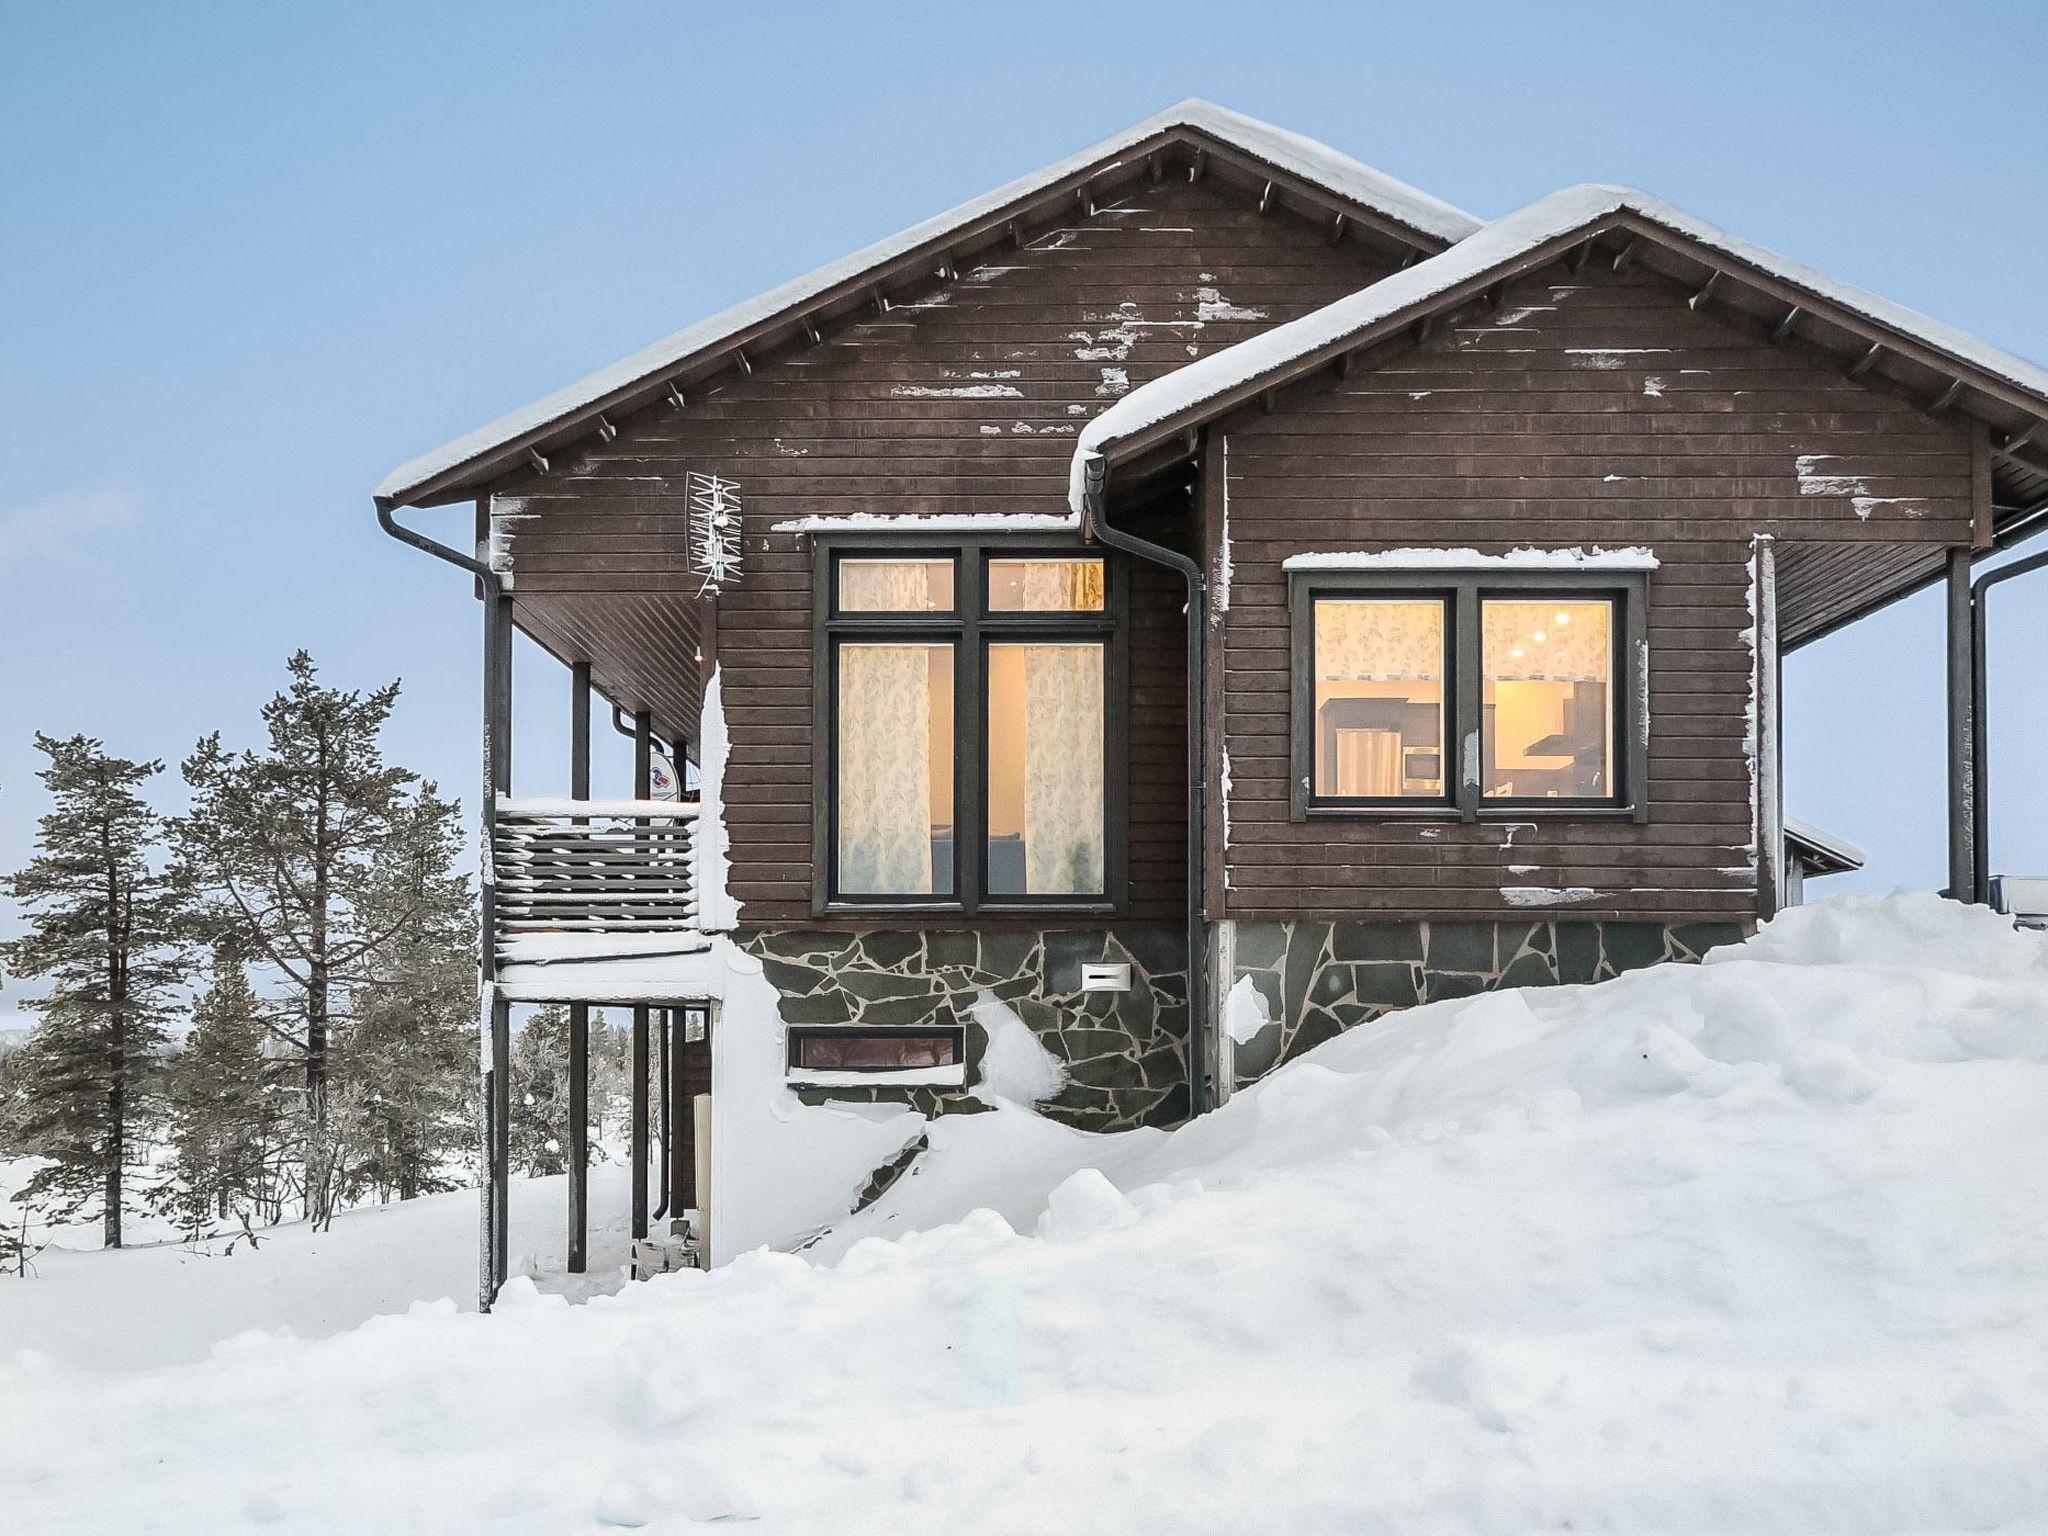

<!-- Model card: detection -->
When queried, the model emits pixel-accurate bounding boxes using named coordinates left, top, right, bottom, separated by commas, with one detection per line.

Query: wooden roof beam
left=1926, top=379, right=1967, bottom=415
left=1848, top=341, right=1885, bottom=379
left=1187, top=147, right=1206, bottom=182
left=1257, top=180, right=1276, bottom=215
left=1771, top=305, right=1803, bottom=343
left=1687, top=270, right=1724, bottom=311
left=1610, top=237, right=1641, bottom=273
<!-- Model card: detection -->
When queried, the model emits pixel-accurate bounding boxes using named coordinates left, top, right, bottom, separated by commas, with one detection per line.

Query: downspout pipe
left=612, top=705, right=687, bottom=768
left=377, top=499, right=511, bottom=1309
left=1969, top=531, right=2048, bottom=904
left=1079, top=451, right=1210, bottom=1117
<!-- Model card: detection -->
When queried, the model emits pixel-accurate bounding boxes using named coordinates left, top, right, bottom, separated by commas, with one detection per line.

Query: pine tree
left=156, top=956, right=292, bottom=1239
left=334, top=827, right=477, bottom=1204
left=174, top=652, right=467, bottom=1226
left=0, top=735, right=188, bottom=1247
left=509, top=1006, right=571, bottom=1178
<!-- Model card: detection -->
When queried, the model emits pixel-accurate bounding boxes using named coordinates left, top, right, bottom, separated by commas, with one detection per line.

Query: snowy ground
left=0, top=1164, right=639, bottom=1370
left=4, top=893, right=2048, bottom=1533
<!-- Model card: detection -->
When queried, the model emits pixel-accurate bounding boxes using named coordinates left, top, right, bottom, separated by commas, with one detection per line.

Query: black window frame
left=1289, top=568, right=1649, bottom=824
left=813, top=534, right=1127, bottom=915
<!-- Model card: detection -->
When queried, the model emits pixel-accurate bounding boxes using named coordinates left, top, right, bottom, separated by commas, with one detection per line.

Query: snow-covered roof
left=1784, top=817, right=1868, bottom=873
left=375, top=100, right=1480, bottom=510
left=1072, top=183, right=2048, bottom=512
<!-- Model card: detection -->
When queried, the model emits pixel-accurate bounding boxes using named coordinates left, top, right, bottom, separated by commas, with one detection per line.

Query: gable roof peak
left=374, top=101, right=1477, bottom=510
left=1073, top=179, right=2048, bottom=518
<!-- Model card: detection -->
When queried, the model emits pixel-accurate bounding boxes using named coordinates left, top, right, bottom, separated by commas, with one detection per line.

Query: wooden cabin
left=373, top=101, right=2048, bottom=1305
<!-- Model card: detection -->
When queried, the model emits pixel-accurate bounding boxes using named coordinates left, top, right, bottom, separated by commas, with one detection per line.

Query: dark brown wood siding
left=1213, top=260, right=1974, bottom=923
left=493, top=175, right=1391, bottom=922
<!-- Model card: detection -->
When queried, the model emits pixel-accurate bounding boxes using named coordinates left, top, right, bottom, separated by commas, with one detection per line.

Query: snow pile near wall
left=8, top=894, right=2048, bottom=1534
left=968, top=992, right=1067, bottom=1107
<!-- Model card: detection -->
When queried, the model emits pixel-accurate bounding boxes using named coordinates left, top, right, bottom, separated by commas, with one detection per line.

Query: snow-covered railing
left=491, top=796, right=702, bottom=950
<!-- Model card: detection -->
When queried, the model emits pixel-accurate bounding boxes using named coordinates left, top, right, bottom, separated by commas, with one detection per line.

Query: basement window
left=785, top=1025, right=967, bottom=1088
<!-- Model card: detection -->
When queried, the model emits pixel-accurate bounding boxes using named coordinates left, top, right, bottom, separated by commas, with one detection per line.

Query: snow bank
left=7, top=895, right=2048, bottom=1534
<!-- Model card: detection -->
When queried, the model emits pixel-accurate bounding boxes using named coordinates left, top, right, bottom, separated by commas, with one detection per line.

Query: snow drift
left=5, top=893, right=2047, bottom=1534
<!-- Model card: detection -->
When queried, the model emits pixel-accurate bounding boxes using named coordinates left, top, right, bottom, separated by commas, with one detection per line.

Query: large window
left=1292, top=570, right=1644, bottom=819
left=820, top=543, right=1118, bottom=909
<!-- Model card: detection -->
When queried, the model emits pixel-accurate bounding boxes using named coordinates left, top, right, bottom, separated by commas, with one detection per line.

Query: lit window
left=988, top=557, right=1106, bottom=612
left=835, top=642, right=955, bottom=895
left=986, top=641, right=1105, bottom=895
left=824, top=543, right=1116, bottom=909
left=1311, top=598, right=1447, bottom=800
left=1482, top=599, right=1613, bottom=799
left=837, top=558, right=955, bottom=613
left=1291, top=571, right=1642, bottom=816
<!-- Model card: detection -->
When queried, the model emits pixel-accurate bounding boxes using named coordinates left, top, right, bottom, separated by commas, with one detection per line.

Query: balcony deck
left=491, top=797, right=709, bottom=983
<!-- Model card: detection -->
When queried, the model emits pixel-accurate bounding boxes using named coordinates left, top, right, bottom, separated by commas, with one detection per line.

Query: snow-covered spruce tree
left=0, top=735, right=189, bottom=1248
left=156, top=955, right=293, bottom=1238
left=173, top=652, right=467, bottom=1227
left=332, top=826, right=476, bottom=1205
left=509, top=1006, right=571, bottom=1178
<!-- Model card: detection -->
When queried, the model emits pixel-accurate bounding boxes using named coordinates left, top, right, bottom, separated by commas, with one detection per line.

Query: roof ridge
left=375, top=102, right=1478, bottom=508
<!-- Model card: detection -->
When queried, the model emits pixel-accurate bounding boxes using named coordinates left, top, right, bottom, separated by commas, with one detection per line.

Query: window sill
left=788, top=1064, right=967, bottom=1089
left=1298, top=804, right=1640, bottom=822
left=815, top=900, right=1120, bottom=920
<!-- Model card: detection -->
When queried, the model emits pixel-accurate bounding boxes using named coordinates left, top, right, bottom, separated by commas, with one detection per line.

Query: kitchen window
left=1290, top=569, right=1646, bottom=821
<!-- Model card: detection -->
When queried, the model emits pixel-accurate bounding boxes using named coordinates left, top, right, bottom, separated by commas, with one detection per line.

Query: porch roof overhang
left=371, top=100, right=1479, bottom=514
left=1785, top=816, right=1868, bottom=877
left=1071, top=184, right=2048, bottom=636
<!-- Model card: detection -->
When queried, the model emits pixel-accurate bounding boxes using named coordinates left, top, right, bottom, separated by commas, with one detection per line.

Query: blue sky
left=3, top=1, right=2044, bottom=1013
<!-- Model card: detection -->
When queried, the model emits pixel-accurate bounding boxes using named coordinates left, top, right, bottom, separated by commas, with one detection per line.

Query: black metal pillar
left=667, top=1008, right=690, bottom=1229
left=1946, top=548, right=1977, bottom=901
left=630, top=709, right=653, bottom=1248
left=656, top=1008, right=672, bottom=1221
left=481, top=558, right=514, bottom=1309
left=567, top=660, right=591, bottom=1273
left=1971, top=541, right=2048, bottom=903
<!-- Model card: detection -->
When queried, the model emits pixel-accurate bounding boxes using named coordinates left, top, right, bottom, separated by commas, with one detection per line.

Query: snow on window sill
left=787, top=1065, right=968, bottom=1089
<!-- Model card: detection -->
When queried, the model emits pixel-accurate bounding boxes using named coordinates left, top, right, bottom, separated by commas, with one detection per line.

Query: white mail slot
left=1080, top=962, right=1132, bottom=992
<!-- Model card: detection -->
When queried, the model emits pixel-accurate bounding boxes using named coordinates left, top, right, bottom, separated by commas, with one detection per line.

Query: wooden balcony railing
left=491, top=796, right=701, bottom=949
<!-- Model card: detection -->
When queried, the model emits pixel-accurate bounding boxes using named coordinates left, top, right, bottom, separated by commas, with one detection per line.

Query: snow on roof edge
left=1071, top=182, right=2048, bottom=513
left=375, top=100, right=1481, bottom=507
left=1784, top=816, right=1869, bottom=870
left=1282, top=546, right=1659, bottom=571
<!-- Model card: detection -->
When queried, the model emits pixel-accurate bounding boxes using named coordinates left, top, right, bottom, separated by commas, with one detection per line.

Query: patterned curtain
left=1022, top=643, right=1104, bottom=894
left=838, top=642, right=939, bottom=894
left=840, top=560, right=940, bottom=612
left=1015, top=560, right=1105, bottom=611
left=1316, top=600, right=1444, bottom=682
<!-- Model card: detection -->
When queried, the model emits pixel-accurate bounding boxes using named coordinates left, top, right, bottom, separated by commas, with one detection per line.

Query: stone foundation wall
left=1226, top=918, right=1750, bottom=1084
left=739, top=926, right=1189, bottom=1133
